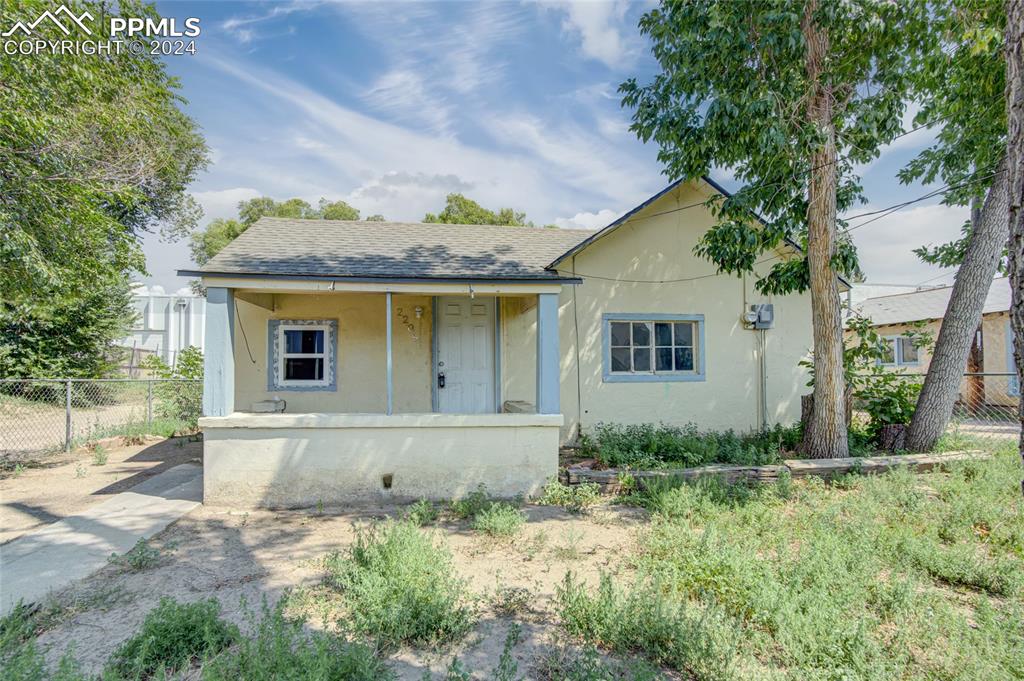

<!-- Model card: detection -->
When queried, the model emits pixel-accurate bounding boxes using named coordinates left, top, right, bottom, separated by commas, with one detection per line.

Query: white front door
left=436, top=297, right=495, bottom=413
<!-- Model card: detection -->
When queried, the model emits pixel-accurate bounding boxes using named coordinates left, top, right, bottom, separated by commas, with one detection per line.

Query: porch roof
left=179, top=217, right=593, bottom=283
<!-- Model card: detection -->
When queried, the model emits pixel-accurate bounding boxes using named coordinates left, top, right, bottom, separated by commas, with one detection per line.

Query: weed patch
left=472, top=503, right=526, bottom=538
left=108, top=538, right=163, bottom=572
left=325, top=520, right=474, bottom=648
left=537, top=479, right=602, bottom=513
left=201, top=599, right=391, bottom=680
left=556, top=572, right=736, bottom=681
left=107, top=597, right=237, bottom=678
left=403, top=498, right=439, bottom=526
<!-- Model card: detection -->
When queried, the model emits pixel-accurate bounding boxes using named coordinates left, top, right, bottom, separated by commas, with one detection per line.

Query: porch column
left=386, top=292, right=394, bottom=415
left=536, top=293, right=560, bottom=414
left=203, top=287, right=235, bottom=417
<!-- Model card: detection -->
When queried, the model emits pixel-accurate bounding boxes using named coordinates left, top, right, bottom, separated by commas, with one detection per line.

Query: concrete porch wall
left=200, top=412, right=562, bottom=508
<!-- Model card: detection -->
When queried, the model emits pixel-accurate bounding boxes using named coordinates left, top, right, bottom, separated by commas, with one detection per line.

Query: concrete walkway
left=0, top=463, right=202, bottom=615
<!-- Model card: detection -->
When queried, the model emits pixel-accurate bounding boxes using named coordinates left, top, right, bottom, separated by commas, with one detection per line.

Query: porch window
left=603, top=314, right=705, bottom=382
left=268, top=319, right=337, bottom=391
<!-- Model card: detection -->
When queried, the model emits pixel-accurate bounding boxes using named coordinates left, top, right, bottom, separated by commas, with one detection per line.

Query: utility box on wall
left=751, top=304, right=774, bottom=330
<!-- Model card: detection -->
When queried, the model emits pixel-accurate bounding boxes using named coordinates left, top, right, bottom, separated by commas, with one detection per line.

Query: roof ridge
left=253, top=216, right=597, bottom=234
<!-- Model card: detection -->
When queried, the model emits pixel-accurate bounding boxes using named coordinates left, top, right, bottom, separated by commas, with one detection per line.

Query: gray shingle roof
left=857, top=277, right=1010, bottom=326
left=194, top=218, right=595, bottom=281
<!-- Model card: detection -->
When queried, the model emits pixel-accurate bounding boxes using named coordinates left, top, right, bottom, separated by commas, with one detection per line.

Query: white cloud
left=545, top=1, right=636, bottom=69
left=846, top=201, right=968, bottom=285
left=221, top=1, right=320, bottom=44
left=554, top=208, right=621, bottom=230
left=362, top=68, right=453, bottom=135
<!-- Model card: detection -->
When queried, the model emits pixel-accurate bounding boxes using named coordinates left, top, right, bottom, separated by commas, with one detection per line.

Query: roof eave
left=177, top=270, right=583, bottom=285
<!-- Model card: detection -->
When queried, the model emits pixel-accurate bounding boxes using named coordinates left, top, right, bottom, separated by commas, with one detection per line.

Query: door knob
left=438, top=372, right=446, bottom=389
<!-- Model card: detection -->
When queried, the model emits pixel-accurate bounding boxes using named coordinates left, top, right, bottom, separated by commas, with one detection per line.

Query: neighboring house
left=120, top=285, right=205, bottom=373
left=852, top=277, right=1018, bottom=407
left=180, top=177, right=837, bottom=507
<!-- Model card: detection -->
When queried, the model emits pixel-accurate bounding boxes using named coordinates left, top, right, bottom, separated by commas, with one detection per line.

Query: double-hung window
left=878, top=335, right=919, bottom=367
left=268, top=319, right=337, bottom=391
left=604, top=314, right=704, bottom=382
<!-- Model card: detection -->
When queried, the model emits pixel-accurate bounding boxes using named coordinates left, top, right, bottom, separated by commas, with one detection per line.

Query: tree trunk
left=905, top=160, right=1009, bottom=451
left=1006, top=0, right=1024, bottom=495
left=966, top=323, right=985, bottom=415
left=801, top=1, right=849, bottom=458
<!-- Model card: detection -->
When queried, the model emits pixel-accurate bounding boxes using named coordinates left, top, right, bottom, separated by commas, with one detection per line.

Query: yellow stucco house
left=182, top=177, right=831, bottom=507
left=853, top=277, right=1018, bottom=408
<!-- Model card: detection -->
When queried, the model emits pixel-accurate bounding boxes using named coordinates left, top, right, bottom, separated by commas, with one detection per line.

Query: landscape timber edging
left=562, top=450, right=989, bottom=493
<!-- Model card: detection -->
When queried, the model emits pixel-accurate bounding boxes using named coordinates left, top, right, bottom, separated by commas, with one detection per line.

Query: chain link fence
left=0, top=379, right=202, bottom=459
left=857, top=372, right=1021, bottom=444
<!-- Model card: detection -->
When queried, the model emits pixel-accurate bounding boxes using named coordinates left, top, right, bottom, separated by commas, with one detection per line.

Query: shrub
left=556, top=572, right=736, bottom=681
left=108, top=538, right=162, bottom=572
left=325, top=521, right=473, bottom=648
left=403, top=498, right=439, bottom=526
left=472, top=503, right=526, bottom=538
left=140, top=346, right=203, bottom=430
left=449, top=485, right=493, bottom=519
left=107, top=598, right=237, bottom=678
left=538, top=645, right=662, bottom=681
left=201, top=599, right=391, bottom=680
left=580, top=422, right=795, bottom=469
left=537, top=479, right=602, bottom=513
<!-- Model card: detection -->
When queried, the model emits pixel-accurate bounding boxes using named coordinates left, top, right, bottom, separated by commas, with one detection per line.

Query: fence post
left=64, top=379, right=72, bottom=452
left=147, top=380, right=153, bottom=425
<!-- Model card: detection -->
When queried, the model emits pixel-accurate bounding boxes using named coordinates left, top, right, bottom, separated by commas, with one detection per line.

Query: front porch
left=199, top=281, right=565, bottom=507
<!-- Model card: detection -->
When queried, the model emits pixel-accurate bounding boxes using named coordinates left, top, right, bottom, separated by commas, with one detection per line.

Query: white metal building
left=121, top=284, right=205, bottom=370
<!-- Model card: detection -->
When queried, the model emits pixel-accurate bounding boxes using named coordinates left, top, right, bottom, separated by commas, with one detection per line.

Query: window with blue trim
left=878, top=335, right=920, bottom=367
left=268, top=319, right=337, bottom=391
left=604, top=315, right=704, bottom=382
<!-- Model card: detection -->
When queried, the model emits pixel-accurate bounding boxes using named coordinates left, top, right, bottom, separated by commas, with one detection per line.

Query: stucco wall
left=232, top=292, right=433, bottom=413
left=201, top=413, right=561, bottom=508
left=553, top=182, right=814, bottom=440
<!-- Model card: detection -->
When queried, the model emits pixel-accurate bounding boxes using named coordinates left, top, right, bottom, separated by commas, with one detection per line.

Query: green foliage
left=538, top=645, right=662, bottom=681
left=190, top=197, right=365, bottom=266
left=557, top=572, right=736, bottom=681
left=141, top=346, right=203, bottom=429
left=403, top=499, right=439, bottom=526
left=91, top=445, right=109, bottom=466
left=324, top=521, right=474, bottom=648
left=449, top=484, right=495, bottom=519
left=620, top=1, right=927, bottom=293
left=841, top=316, right=933, bottom=440
left=202, top=599, right=392, bottom=681
left=579, top=422, right=798, bottom=469
left=619, top=446, right=1024, bottom=680
left=107, top=597, right=237, bottom=679
left=537, top=479, right=602, bottom=513
left=471, top=503, right=526, bottom=538
left=0, top=282, right=134, bottom=379
left=108, top=538, right=162, bottom=572
left=2, top=0, right=208, bottom=300
left=423, top=193, right=530, bottom=226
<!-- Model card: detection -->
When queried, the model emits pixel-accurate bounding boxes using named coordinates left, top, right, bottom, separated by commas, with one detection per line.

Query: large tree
left=424, top=193, right=530, bottom=226
left=1006, top=0, right=1024, bottom=491
left=0, top=0, right=208, bottom=378
left=902, top=0, right=1009, bottom=451
left=620, top=0, right=925, bottom=457
left=190, top=196, right=363, bottom=266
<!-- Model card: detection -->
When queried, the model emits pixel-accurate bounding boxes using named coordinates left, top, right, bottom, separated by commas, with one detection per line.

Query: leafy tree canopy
left=424, top=194, right=530, bottom=226
left=905, top=0, right=1008, bottom=269
left=0, top=0, right=207, bottom=378
left=620, top=0, right=929, bottom=294
left=0, top=0, right=208, bottom=300
left=191, top=196, right=365, bottom=266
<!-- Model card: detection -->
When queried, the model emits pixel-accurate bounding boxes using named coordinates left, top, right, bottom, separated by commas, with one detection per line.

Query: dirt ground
left=0, top=436, right=202, bottom=544
left=31, top=501, right=653, bottom=679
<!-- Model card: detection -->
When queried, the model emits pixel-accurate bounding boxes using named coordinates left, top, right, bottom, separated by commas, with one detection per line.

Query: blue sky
left=144, top=0, right=966, bottom=294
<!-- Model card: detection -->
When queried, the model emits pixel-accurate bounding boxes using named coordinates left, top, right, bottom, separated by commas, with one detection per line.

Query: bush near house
left=579, top=422, right=800, bottom=469
left=140, top=346, right=203, bottom=430
left=324, top=520, right=474, bottom=648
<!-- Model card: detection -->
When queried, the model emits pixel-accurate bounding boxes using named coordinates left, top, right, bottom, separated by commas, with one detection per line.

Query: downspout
left=571, top=255, right=584, bottom=441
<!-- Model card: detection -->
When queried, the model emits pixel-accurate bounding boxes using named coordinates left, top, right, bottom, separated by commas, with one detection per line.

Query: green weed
left=537, top=479, right=602, bottom=513
left=107, top=597, right=237, bottom=679
left=472, top=503, right=526, bottom=538
left=403, top=498, right=439, bottom=526
left=108, top=538, right=162, bottom=572
left=324, top=520, right=473, bottom=648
